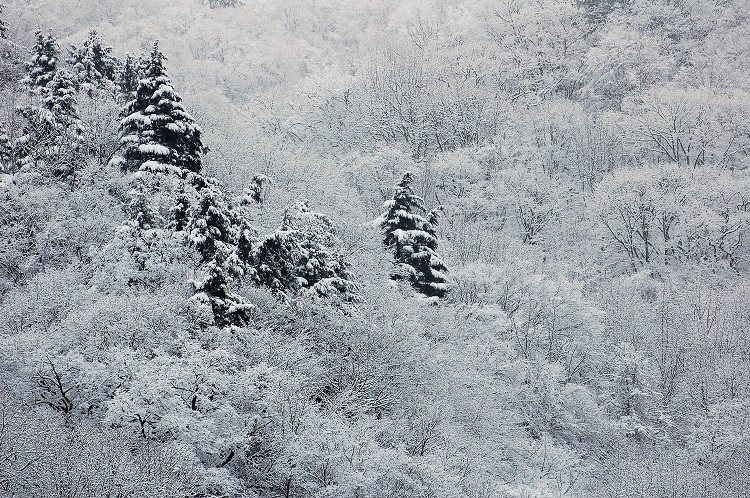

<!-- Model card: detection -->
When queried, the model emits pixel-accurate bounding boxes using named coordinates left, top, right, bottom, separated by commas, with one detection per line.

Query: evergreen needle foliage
left=379, top=171, right=449, bottom=297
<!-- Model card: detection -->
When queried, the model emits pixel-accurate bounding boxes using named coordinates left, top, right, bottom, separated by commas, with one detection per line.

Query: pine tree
left=253, top=228, right=301, bottom=294
left=379, top=171, right=449, bottom=298
left=185, top=183, right=257, bottom=278
left=24, top=31, right=59, bottom=92
left=241, top=174, right=272, bottom=205
left=0, top=5, right=8, bottom=40
left=184, top=185, right=256, bottom=327
left=112, top=42, right=207, bottom=177
left=43, top=69, right=80, bottom=127
left=168, top=187, right=192, bottom=233
left=187, top=185, right=239, bottom=264
left=191, top=244, right=254, bottom=327
left=68, top=31, right=119, bottom=95
left=235, top=215, right=257, bottom=269
left=254, top=200, right=359, bottom=301
left=115, top=53, right=147, bottom=103
left=16, top=34, right=84, bottom=179
left=45, top=69, right=85, bottom=179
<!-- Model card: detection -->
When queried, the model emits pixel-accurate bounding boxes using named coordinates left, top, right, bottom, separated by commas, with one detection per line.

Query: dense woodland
left=1, top=0, right=750, bottom=496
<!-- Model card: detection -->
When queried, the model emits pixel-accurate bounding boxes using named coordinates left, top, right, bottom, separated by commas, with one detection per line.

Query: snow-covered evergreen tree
left=68, top=31, right=119, bottom=95
left=187, top=185, right=239, bottom=264
left=241, top=174, right=272, bottom=205
left=191, top=244, right=254, bottom=327
left=111, top=42, right=207, bottom=177
left=0, top=5, right=8, bottom=40
left=168, top=187, right=192, bottom=234
left=378, top=171, right=449, bottom=298
left=254, top=200, right=359, bottom=301
left=235, top=215, right=257, bottom=269
left=115, top=53, right=146, bottom=102
left=16, top=45, right=84, bottom=179
left=24, top=31, right=59, bottom=92
left=43, top=69, right=81, bottom=127
left=182, top=185, right=257, bottom=326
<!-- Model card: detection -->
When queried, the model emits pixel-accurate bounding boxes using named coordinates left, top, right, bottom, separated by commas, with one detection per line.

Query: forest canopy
left=1, top=0, right=750, bottom=496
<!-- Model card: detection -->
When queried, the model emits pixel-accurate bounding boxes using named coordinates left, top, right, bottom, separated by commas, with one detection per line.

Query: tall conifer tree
left=112, top=42, right=206, bottom=177
left=24, top=31, right=58, bottom=92
left=68, top=31, right=119, bottom=94
left=379, top=171, right=449, bottom=298
left=16, top=32, right=83, bottom=179
left=254, top=200, right=359, bottom=301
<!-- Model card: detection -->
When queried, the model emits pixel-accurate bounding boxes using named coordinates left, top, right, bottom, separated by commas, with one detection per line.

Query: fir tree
left=68, top=31, right=119, bottom=95
left=253, top=229, right=299, bottom=294
left=16, top=53, right=84, bottom=179
left=0, top=5, right=8, bottom=40
left=187, top=185, right=239, bottom=264
left=191, top=244, right=254, bottom=327
left=235, top=215, right=257, bottom=269
left=112, top=42, right=207, bottom=176
left=378, top=171, right=449, bottom=298
left=184, top=185, right=256, bottom=327
left=168, top=187, right=192, bottom=233
left=254, top=200, right=359, bottom=301
left=47, top=69, right=85, bottom=179
left=185, top=183, right=256, bottom=278
left=115, top=53, right=147, bottom=103
left=43, top=69, right=80, bottom=127
left=24, top=31, right=59, bottom=92
left=241, top=174, right=272, bottom=205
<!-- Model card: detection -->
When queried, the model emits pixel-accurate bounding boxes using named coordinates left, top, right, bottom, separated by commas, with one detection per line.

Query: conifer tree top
left=26, top=31, right=59, bottom=91
left=112, top=41, right=207, bottom=176
left=378, top=170, right=449, bottom=298
left=144, top=41, right=167, bottom=80
left=69, top=30, right=119, bottom=91
left=0, top=5, right=8, bottom=40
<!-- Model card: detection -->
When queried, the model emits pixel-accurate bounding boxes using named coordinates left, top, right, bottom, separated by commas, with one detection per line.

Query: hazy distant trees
left=201, top=0, right=245, bottom=7
left=576, top=0, right=629, bottom=24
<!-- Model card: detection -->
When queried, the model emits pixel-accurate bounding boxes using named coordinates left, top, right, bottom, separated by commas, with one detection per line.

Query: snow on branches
left=378, top=171, right=449, bottom=298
